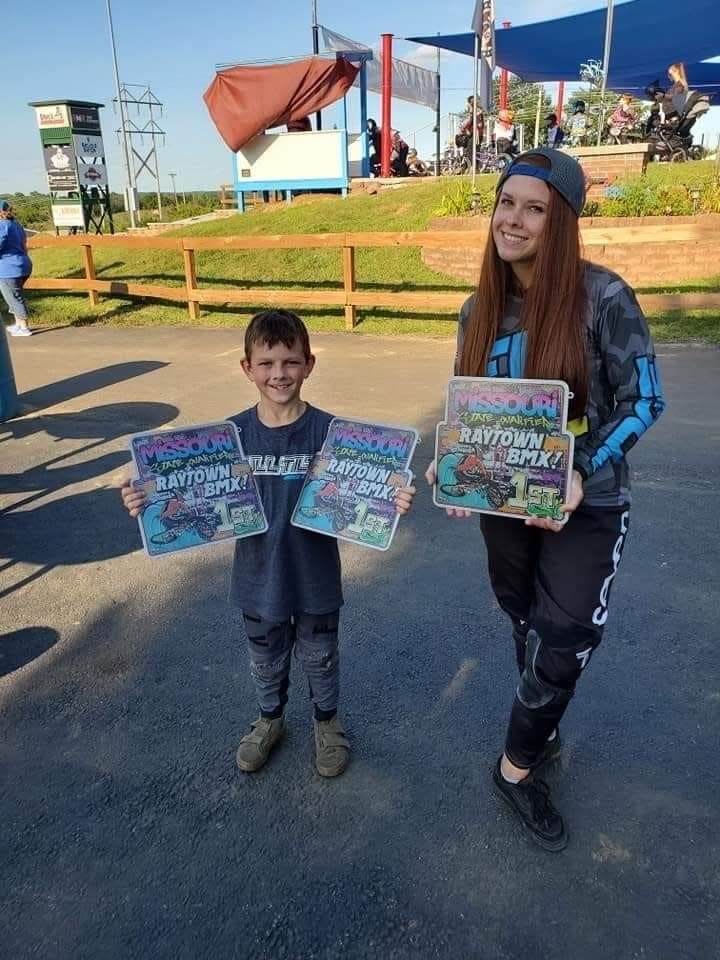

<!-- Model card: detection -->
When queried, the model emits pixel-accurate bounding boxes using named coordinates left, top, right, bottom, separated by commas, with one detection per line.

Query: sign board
left=77, top=162, right=108, bottom=188
left=70, top=105, right=101, bottom=132
left=43, top=143, right=79, bottom=190
left=235, top=130, right=347, bottom=184
left=73, top=133, right=105, bottom=159
left=129, top=421, right=268, bottom=558
left=35, top=104, right=70, bottom=129
left=51, top=202, right=85, bottom=228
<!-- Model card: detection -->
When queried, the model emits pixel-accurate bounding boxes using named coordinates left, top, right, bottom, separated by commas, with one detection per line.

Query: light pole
left=169, top=172, right=179, bottom=205
left=106, top=0, right=137, bottom=228
left=597, top=0, right=615, bottom=145
left=311, top=0, right=322, bottom=130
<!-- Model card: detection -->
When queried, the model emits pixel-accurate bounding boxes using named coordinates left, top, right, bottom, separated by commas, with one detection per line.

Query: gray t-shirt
left=228, top=404, right=342, bottom=621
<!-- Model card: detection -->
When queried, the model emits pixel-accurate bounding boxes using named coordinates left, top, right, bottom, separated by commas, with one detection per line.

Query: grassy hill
left=25, top=168, right=720, bottom=341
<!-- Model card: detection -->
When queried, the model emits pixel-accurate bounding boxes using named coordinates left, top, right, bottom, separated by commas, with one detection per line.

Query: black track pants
left=480, top=506, right=630, bottom=768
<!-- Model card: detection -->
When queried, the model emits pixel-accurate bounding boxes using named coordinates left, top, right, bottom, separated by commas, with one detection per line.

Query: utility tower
left=114, top=83, right=166, bottom=221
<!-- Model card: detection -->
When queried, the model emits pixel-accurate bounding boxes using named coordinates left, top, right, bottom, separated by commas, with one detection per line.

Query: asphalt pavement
left=1, top=326, right=718, bottom=960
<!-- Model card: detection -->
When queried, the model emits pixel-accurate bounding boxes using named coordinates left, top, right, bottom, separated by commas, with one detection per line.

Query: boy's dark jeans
left=242, top=610, right=340, bottom=721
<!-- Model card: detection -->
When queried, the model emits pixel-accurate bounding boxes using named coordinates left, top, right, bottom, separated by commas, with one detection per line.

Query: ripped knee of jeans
left=295, top=647, right=337, bottom=672
left=250, top=654, right=290, bottom=682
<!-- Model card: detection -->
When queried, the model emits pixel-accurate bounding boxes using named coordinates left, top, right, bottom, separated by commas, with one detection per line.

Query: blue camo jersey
left=456, top=262, right=666, bottom=507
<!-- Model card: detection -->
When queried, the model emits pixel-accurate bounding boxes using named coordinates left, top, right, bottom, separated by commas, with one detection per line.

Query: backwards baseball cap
left=0, top=200, right=10, bottom=211
left=496, top=146, right=586, bottom=217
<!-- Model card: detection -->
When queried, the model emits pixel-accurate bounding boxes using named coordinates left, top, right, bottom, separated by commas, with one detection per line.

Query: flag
left=321, top=27, right=438, bottom=111
left=471, top=0, right=495, bottom=110
left=471, top=0, right=496, bottom=69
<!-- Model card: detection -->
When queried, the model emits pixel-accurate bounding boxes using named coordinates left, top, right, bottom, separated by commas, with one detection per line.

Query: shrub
left=434, top=180, right=495, bottom=217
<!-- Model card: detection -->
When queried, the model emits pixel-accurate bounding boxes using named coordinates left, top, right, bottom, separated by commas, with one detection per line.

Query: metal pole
left=359, top=61, right=369, bottom=177
left=380, top=33, right=393, bottom=178
left=534, top=85, right=543, bottom=147
left=106, top=0, right=136, bottom=228
left=435, top=69, right=441, bottom=177
left=150, top=102, right=163, bottom=221
left=169, top=172, right=178, bottom=205
left=499, top=21, right=511, bottom=109
left=471, top=33, right=479, bottom=190
left=311, top=0, right=322, bottom=130
left=597, top=0, right=615, bottom=145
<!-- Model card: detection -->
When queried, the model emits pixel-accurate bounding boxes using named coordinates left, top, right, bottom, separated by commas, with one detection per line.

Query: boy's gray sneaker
left=314, top=715, right=350, bottom=777
left=236, top=714, right=286, bottom=772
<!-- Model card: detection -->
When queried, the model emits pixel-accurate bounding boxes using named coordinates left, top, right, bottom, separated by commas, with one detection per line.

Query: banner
left=43, top=144, right=79, bottom=191
left=322, top=27, right=438, bottom=111
left=50, top=202, right=85, bottom=228
left=77, top=163, right=108, bottom=188
left=471, top=0, right=495, bottom=111
left=73, top=133, right=105, bottom=159
left=35, top=104, right=70, bottom=129
left=471, top=0, right=496, bottom=69
left=70, top=104, right=101, bottom=133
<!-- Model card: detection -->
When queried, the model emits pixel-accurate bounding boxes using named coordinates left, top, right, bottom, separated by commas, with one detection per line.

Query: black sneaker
left=492, top=758, right=568, bottom=851
left=535, top=729, right=562, bottom=769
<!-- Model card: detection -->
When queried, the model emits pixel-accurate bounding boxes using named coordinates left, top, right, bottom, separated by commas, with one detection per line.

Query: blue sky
left=2, top=0, right=717, bottom=195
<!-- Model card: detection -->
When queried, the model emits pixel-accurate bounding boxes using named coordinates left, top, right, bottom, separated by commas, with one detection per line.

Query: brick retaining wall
left=568, top=143, right=652, bottom=197
left=422, top=215, right=720, bottom=287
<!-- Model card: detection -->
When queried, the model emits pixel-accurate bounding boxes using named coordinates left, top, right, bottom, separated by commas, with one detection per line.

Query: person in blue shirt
left=0, top=200, right=33, bottom=337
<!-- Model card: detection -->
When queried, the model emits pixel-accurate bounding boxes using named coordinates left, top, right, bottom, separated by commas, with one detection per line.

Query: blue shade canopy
left=408, top=0, right=720, bottom=96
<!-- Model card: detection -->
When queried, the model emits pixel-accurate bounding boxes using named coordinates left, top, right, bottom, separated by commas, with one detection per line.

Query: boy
left=121, top=309, right=416, bottom=777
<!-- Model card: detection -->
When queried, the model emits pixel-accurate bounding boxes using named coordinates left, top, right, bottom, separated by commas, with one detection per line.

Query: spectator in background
left=607, top=94, right=639, bottom=142
left=545, top=113, right=565, bottom=148
left=643, top=82, right=666, bottom=135
left=460, top=96, right=485, bottom=146
left=664, top=63, right=689, bottom=119
left=390, top=130, right=409, bottom=177
left=568, top=100, right=591, bottom=146
left=407, top=149, right=429, bottom=177
left=0, top=200, right=33, bottom=337
left=286, top=116, right=312, bottom=133
left=493, top=109, right=517, bottom=156
left=367, top=118, right=380, bottom=176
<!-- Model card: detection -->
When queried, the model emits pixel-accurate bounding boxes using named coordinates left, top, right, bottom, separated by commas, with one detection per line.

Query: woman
left=664, top=63, right=689, bottom=120
left=426, top=148, right=665, bottom=851
left=0, top=200, right=33, bottom=337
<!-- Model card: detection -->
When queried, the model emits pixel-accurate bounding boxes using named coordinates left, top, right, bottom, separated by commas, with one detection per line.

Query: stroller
left=647, top=87, right=711, bottom=161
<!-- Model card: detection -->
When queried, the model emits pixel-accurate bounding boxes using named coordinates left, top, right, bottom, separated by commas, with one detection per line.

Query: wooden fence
left=26, top=224, right=720, bottom=330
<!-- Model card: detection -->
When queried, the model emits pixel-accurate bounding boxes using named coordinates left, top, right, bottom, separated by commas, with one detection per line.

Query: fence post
left=81, top=243, right=99, bottom=307
left=342, top=244, right=357, bottom=330
left=182, top=244, right=201, bottom=320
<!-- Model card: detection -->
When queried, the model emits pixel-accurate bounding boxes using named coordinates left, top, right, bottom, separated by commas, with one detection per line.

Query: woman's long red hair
left=459, top=174, right=590, bottom=419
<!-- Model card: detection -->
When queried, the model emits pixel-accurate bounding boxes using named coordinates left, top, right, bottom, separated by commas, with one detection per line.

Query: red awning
left=204, top=57, right=359, bottom=151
